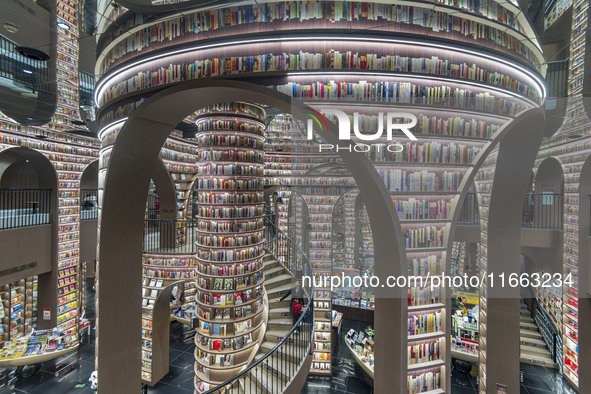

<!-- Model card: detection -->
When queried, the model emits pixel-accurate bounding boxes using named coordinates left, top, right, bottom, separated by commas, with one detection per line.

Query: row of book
left=196, top=303, right=257, bottom=321
left=197, top=192, right=262, bottom=204
left=197, top=163, right=264, bottom=177
left=196, top=332, right=253, bottom=351
left=197, top=218, right=263, bottom=233
left=197, top=233, right=263, bottom=247
left=197, top=135, right=263, bottom=149
left=196, top=206, right=264, bottom=219
left=404, top=226, right=446, bottom=249
left=100, top=0, right=531, bottom=73
left=378, top=169, right=464, bottom=192
left=408, top=311, right=442, bottom=335
left=197, top=246, right=263, bottom=262
left=197, top=178, right=263, bottom=191
left=197, top=260, right=262, bottom=276
left=101, top=65, right=527, bottom=117
left=196, top=103, right=265, bottom=119
left=393, top=198, right=452, bottom=220
left=408, top=339, right=441, bottom=364
left=369, top=141, right=481, bottom=165
left=197, top=149, right=264, bottom=164
left=274, top=82, right=525, bottom=116
left=142, top=256, right=196, bottom=267
left=196, top=119, right=264, bottom=134
left=197, top=272, right=263, bottom=291
left=409, top=286, right=441, bottom=306
left=407, top=370, right=441, bottom=393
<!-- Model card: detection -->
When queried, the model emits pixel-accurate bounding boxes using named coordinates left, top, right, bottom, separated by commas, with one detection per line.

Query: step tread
left=520, top=345, right=551, bottom=356
left=264, top=266, right=285, bottom=275
left=520, top=337, right=546, bottom=346
left=266, top=283, right=293, bottom=294
left=265, top=274, right=292, bottom=286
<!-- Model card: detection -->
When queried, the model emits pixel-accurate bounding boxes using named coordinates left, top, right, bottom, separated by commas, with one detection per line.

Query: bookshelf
left=293, top=173, right=354, bottom=375
left=97, top=0, right=543, bottom=77
left=473, top=148, right=498, bottom=393
left=192, top=102, right=267, bottom=391
left=55, top=0, right=81, bottom=127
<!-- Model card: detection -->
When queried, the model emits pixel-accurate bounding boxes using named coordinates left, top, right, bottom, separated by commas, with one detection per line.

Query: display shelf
left=192, top=102, right=267, bottom=389
left=97, top=0, right=542, bottom=79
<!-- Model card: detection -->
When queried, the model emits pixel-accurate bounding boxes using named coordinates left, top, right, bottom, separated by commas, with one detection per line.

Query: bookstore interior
left=0, top=0, right=589, bottom=393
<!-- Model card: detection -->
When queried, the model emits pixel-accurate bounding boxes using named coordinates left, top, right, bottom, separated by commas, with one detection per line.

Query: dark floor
left=0, top=286, right=581, bottom=393
left=301, top=320, right=580, bottom=394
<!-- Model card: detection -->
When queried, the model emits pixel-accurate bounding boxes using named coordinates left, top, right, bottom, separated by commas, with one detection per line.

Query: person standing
left=277, top=280, right=305, bottom=333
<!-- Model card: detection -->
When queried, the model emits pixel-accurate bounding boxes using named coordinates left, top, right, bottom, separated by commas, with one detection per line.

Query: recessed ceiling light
left=23, top=69, right=32, bottom=74
left=3, top=22, right=18, bottom=34
left=57, top=22, right=70, bottom=30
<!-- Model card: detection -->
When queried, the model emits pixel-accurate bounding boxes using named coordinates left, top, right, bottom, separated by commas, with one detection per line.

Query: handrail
left=204, top=217, right=315, bottom=394
left=143, top=218, right=197, bottom=254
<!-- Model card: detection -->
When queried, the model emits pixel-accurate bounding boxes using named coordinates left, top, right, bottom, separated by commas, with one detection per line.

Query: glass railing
left=205, top=217, right=314, bottom=394
left=0, top=188, right=52, bottom=229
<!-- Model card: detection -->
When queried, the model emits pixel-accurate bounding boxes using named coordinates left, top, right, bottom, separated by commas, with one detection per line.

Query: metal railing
left=457, top=192, right=563, bottom=230
left=0, top=188, right=52, bottom=229
left=143, top=219, right=197, bottom=254
left=457, top=192, right=479, bottom=226
left=80, top=189, right=98, bottom=220
left=522, top=193, right=563, bottom=230
left=205, top=218, right=314, bottom=394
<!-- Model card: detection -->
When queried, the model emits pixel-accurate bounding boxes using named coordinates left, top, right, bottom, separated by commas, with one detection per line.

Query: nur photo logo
left=304, top=109, right=418, bottom=153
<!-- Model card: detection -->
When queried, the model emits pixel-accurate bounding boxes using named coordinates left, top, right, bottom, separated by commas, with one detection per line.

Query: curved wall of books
left=95, top=2, right=546, bottom=393
left=193, top=102, right=268, bottom=388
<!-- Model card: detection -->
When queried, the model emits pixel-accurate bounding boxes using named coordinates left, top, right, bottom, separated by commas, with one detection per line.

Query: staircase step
left=519, top=355, right=558, bottom=369
left=520, top=329, right=543, bottom=340
left=260, top=340, right=307, bottom=361
left=520, top=337, right=546, bottom=347
left=264, top=266, right=285, bottom=278
left=266, top=284, right=293, bottom=299
left=264, top=258, right=281, bottom=269
left=265, top=329, right=292, bottom=342
left=520, top=309, right=531, bottom=316
left=520, top=344, right=550, bottom=356
left=265, top=274, right=292, bottom=289
left=268, top=306, right=291, bottom=319
left=254, top=353, right=298, bottom=381
left=520, top=321, right=537, bottom=330
left=267, top=319, right=294, bottom=331
left=238, top=373, right=272, bottom=394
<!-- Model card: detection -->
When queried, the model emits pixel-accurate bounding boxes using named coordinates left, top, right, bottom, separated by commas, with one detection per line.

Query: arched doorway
left=97, top=80, right=408, bottom=393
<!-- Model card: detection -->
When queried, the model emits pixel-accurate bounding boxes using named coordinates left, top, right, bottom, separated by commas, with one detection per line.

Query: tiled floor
left=0, top=289, right=581, bottom=393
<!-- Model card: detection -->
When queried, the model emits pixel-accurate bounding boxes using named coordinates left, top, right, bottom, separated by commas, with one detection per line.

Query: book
left=213, top=279, right=223, bottom=290
left=224, top=278, right=233, bottom=290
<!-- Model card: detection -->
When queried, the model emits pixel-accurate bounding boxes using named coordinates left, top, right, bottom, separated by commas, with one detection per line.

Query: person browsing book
left=276, top=280, right=306, bottom=334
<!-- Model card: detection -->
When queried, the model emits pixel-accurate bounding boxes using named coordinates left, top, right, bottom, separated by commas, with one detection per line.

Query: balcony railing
left=206, top=217, right=314, bottom=394
left=0, top=188, right=52, bottom=229
left=80, top=189, right=98, bottom=220
left=522, top=193, right=563, bottom=230
left=457, top=192, right=563, bottom=230
left=143, top=219, right=197, bottom=254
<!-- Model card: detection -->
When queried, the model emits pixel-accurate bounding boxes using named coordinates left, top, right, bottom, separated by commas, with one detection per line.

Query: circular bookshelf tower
left=193, top=102, right=268, bottom=391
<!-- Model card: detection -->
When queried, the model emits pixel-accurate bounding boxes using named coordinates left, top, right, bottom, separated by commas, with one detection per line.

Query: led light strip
left=95, top=36, right=546, bottom=106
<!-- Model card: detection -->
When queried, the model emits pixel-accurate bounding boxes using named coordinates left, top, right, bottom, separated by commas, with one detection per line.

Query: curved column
left=97, top=79, right=407, bottom=394
left=446, top=107, right=545, bottom=393
left=193, top=102, right=267, bottom=389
